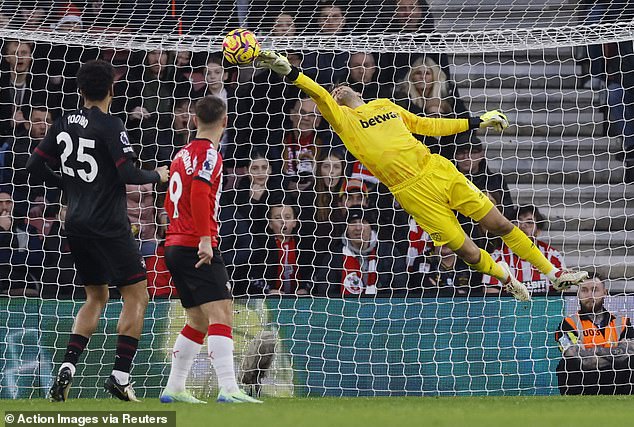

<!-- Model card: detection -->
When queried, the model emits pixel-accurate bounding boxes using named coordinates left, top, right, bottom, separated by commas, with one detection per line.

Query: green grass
left=3, top=396, right=634, bottom=427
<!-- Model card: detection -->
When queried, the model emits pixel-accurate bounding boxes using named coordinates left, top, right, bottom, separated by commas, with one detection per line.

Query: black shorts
left=164, top=245, right=231, bottom=308
left=67, top=234, right=146, bottom=287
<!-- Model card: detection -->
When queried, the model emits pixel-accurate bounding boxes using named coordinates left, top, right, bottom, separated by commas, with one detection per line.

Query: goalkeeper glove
left=479, top=110, right=510, bottom=132
left=256, top=50, right=292, bottom=76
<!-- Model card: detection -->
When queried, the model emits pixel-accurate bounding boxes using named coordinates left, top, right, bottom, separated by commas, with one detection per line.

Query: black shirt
left=34, top=107, right=137, bottom=238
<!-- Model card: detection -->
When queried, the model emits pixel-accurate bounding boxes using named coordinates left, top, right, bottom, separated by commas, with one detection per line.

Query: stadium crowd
left=0, top=0, right=622, bottom=299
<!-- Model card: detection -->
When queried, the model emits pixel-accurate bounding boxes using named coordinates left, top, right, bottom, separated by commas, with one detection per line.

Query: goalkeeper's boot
left=104, top=375, right=140, bottom=402
left=216, top=388, right=263, bottom=403
left=160, top=389, right=206, bottom=404
left=498, top=261, right=531, bottom=302
left=552, top=270, right=589, bottom=291
left=49, top=367, right=73, bottom=402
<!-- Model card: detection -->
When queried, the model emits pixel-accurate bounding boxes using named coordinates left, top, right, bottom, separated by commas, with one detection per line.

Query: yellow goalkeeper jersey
left=294, top=73, right=471, bottom=188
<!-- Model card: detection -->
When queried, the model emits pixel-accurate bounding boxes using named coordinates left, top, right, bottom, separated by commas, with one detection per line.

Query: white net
left=0, top=0, right=633, bottom=398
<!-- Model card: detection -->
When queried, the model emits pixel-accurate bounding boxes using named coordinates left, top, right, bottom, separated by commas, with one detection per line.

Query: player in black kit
left=27, top=60, right=169, bottom=402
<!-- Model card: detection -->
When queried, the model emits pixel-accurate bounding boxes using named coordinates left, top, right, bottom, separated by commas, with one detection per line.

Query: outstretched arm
left=256, top=51, right=345, bottom=131
left=394, top=103, right=510, bottom=136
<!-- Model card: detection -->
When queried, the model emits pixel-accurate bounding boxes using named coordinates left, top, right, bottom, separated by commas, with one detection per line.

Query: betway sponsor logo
left=360, top=111, right=399, bottom=128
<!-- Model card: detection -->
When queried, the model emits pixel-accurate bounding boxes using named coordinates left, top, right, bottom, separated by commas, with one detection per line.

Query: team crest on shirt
left=430, top=232, right=442, bottom=242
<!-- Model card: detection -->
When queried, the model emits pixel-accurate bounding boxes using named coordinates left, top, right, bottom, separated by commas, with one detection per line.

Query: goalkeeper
left=256, top=51, right=588, bottom=301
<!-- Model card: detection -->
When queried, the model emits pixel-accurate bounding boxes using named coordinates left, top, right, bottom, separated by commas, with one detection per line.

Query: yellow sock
left=466, top=248, right=508, bottom=281
left=501, top=226, right=556, bottom=276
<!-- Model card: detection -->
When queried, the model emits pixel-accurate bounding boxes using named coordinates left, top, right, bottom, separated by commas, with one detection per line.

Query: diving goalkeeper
left=256, top=51, right=588, bottom=301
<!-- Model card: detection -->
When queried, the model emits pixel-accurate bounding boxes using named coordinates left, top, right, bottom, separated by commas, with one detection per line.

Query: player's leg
left=394, top=155, right=529, bottom=300
left=199, top=299, right=259, bottom=403
left=441, top=154, right=587, bottom=291
left=443, top=225, right=530, bottom=301
left=101, top=279, right=147, bottom=402
left=50, top=284, right=109, bottom=402
left=478, top=207, right=588, bottom=290
left=160, top=306, right=207, bottom=404
left=102, top=234, right=149, bottom=401
left=51, top=235, right=112, bottom=402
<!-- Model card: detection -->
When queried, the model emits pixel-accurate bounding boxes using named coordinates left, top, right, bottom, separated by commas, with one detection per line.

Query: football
left=222, top=28, right=261, bottom=65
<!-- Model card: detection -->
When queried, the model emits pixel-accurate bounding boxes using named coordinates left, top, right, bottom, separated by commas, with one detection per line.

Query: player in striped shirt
left=483, top=205, right=565, bottom=295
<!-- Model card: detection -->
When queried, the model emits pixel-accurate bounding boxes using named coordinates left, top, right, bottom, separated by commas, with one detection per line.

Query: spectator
left=146, top=241, right=178, bottom=299
left=233, top=51, right=303, bottom=169
left=270, top=12, right=297, bottom=37
left=395, top=57, right=469, bottom=158
left=379, top=0, right=455, bottom=93
left=154, top=98, right=196, bottom=165
left=603, top=42, right=634, bottom=182
left=301, top=3, right=349, bottom=84
left=339, top=177, right=369, bottom=209
left=426, top=245, right=479, bottom=296
left=396, top=56, right=457, bottom=118
left=2, top=106, right=53, bottom=218
left=454, top=140, right=514, bottom=218
left=12, top=5, right=46, bottom=30
left=405, top=217, right=435, bottom=290
left=126, top=183, right=160, bottom=258
left=41, top=205, right=80, bottom=299
left=340, top=52, right=386, bottom=101
left=317, top=209, right=407, bottom=296
left=556, top=274, right=634, bottom=395
left=249, top=203, right=313, bottom=295
left=224, top=153, right=283, bottom=252
left=0, top=40, right=48, bottom=135
left=50, top=3, right=83, bottom=32
left=192, top=55, right=237, bottom=165
left=124, top=50, right=176, bottom=163
left=172, top=50, right=194, bottom=97
left=0, top=189, right=43, bottom=296
left=297, top=149, right=346, bottom=264
left=218, top=203, right=252, bottom=297
left=317, top=2, right=347, bottom=34
left=577, top=2, right=634, bottom=181
left=388, top=0, right=435, bottom=34
left=281, top=97, right=328, bottom=188
left=483, top=205, right=565, bottom=296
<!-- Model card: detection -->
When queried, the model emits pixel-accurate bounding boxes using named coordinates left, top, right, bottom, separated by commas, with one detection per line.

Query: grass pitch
left=2, top=396, right=634, bottom=427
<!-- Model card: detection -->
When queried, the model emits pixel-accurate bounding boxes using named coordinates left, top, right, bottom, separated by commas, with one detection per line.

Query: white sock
left=111, top=370, right=130, bottom=385
left=60, top=362, right=76, bottom=376
left=546, top=268, right=559, bottom=282
left=165, top=333, right=203, bottom=393
left=208, top=335, right=239, bottom=393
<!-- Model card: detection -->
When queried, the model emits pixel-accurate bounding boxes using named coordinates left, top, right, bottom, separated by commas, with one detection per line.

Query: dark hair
left=77, top=60, right=115, bottom=101
left=26, top=105, right=49, bottom=119
left=267, top=201, right=299, bottom=220
left=174, top=97, right=194, bottom=111
left=516, top=205, right=545, bottom=230
left=314, top=148, right=345, bottom=223
left=206, top=53, right=223, bottom=67
left=195, top=96, right=227, bottom=126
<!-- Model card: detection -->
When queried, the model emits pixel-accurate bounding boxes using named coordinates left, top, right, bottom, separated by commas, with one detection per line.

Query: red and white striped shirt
left=483, top=240, right=565, bottom=293
left=407, top=218, right=434, bottom=271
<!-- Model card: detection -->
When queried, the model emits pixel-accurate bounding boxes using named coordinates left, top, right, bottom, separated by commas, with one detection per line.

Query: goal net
left=0, top=0, right=633, bottom=398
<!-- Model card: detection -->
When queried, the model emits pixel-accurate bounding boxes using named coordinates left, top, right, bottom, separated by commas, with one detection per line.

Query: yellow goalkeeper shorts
left=390, top=154, right=495, bottom=250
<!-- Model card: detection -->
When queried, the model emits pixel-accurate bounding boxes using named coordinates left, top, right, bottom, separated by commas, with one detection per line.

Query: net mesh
left=0, top=0, right=633, bottom=398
